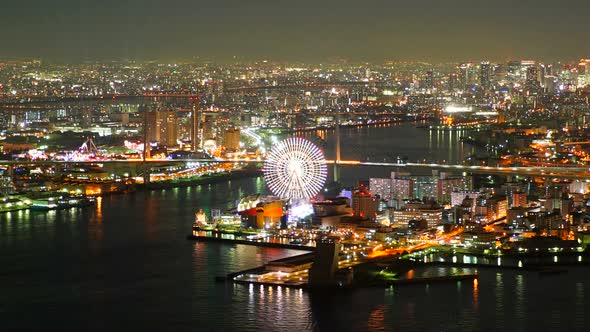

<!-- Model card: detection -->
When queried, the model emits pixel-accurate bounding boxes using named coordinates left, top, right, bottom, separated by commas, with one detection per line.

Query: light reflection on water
left=300, top=122, right=475, bottom=186
left=0, top=125, right=588, bottom=331
left=0, top=183, right=588, bottom=332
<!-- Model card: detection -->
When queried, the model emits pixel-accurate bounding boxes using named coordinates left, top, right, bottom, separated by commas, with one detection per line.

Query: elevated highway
left=1, top=158, right=590, bottom=179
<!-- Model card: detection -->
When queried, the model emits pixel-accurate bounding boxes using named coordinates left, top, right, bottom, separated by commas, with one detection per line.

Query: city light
left=444, top=105, right=472, bottom=113
left=263, top=137, right=327, bottom=201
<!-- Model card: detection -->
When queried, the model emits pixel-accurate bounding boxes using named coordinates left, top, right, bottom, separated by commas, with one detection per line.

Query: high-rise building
left=544, top=76, right=558, bottom=93
left=224, top=127, right=241, bottom=151
left=145, top=111, right=159, bottom=143
left=479, top=62, right=491, bottom=89
left=191, top=98, right=200, bottom=151
left=308, top=237, right=340, bottom=286
left=160, top=111, right=178, bottom=146
left=391, top=172, right=414, bottom=200
left=144, top=109, right=178, bottom=146
left=577, top=59, right=590, bottom=88
left=512, top=191, right=528, bottom=208
left=485, top=196, right=508, bottom=221
left=423, top=70, right=435, bottom=90
left=451, top=191, right=485, bottom=211
left=202, top=114, right=216, bottom=142
left=414, top=176, right=437, bottom=201
left=448, top=73, right=458, bottom=91
left=526, top=66, right=540, bottom=89
left=352, top=188, right=378, bottom=219
left=459, top=63, right=475, bottom=90
left=437, top=173, right=470, bottom=204
left=369, top=178, right=392, bottom=201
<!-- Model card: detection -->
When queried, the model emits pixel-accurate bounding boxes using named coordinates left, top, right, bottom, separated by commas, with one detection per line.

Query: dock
left=215, top=250, right=479, bottom=290
left=388, top=273, right=478, bottom=286
left=187, top=234, right=316, bottom=251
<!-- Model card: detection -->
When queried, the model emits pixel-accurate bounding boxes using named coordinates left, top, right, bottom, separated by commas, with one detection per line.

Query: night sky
left=2, top=0, right=589, bottom=62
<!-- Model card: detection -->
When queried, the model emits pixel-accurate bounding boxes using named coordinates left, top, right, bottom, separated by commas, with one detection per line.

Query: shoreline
left=140, top=167, right=263, bottom=190
left=187, top=234, right=316, bottom=251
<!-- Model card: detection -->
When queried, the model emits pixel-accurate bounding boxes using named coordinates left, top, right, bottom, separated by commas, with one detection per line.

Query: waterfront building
left=527, top=211, right=566, bottom=237
left=237, top=195, right=285, bottom=229
left=459, top=231, right=497, bottom=248
left=312, top=197, right=353, bottom=227
left=392, top=200, right=443, bottom=228
left=308, top=237, right=347, bottom=287
left=352, top=188, right=378, bottom=219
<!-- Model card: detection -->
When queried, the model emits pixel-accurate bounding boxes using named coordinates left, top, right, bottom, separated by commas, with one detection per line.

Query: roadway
left=2, top=158, right=590, bottom=179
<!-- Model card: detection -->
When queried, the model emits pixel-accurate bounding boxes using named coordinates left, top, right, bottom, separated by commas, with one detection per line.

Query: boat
left=30, top=195, right=62, bottom=210
left=59, top=194, right=95, bottom=208
left=239, top=228, right=262, bottom=236
left=194, top=209, right=217, bottom=231
left=0, top=196, right=33, bottom=213
left=290, top=238, right=304, bottom=245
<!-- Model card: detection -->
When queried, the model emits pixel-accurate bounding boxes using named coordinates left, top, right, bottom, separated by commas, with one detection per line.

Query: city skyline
left=2, top=0, right=590, bottom=62
left=2, top=2, right=590, bottom=330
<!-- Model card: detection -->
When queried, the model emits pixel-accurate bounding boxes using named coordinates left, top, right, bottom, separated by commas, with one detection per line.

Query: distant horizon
left=0, top=56, right=588, bottom=66
left=2, top=0, right=589, bottom=63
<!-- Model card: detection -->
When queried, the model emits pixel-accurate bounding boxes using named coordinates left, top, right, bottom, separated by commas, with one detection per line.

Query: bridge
left=1, top=158, right=590, bottom=180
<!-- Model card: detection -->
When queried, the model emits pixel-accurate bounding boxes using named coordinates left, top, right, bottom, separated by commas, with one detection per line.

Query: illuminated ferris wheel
left=263, top=137, right=328, bottom=201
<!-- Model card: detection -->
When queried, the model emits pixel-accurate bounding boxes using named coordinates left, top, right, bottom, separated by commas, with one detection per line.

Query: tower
left=191, top=97, right=200, bottom=151
left=334, top=109, right=341, bottom=183
left=480, top=61, right=491, bottom=89
left=308, top=236, right=340, bottom=286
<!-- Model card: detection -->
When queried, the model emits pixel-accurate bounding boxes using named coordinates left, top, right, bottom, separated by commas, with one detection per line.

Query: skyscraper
left=448, top=73, right=458, bottom=92
left=526, top=65, right=541, bottom=92
left=191, top=98, right=200, bottom=152
left=459, top=63, right=475, bottom=90
left=423, top=70, right=435, bottom=90
left=480, top=61, right=491, bottom=89
left=144, top=109, right=178, bottom=146
left=159, top=111, right=178, bottom=146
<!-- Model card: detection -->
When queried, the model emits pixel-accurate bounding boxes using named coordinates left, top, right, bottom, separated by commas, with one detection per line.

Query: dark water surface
left=1, top=124, right=588, bottom=331
left=301, top=122, right=475, bottom=186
